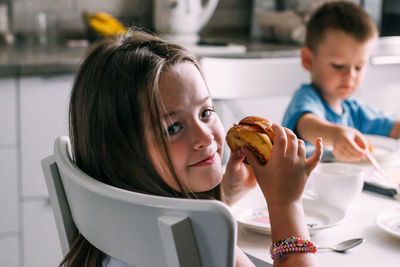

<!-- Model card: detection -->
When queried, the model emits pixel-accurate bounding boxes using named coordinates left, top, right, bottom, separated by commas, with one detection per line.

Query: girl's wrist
left=267, top=199, right=303, bottom=215
left=263, top=193, right=303, bottom=209
left=267, top=200, right=311, bottom=241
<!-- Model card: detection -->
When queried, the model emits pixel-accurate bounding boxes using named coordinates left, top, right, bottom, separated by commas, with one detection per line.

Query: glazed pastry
left=226, top=116, right=274, bottom=164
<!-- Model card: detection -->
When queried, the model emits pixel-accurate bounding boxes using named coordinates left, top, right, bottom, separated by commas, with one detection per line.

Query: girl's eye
left=331, top=63, right=344, bottom=69
left=201, top=108, right=215, bottom=118
left=355, top=65, right=363, bottom=71
left=167, top=123, right=182, bottom=136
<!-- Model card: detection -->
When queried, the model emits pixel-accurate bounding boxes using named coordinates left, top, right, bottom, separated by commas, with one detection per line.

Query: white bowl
left=309, top=163, right=365, bottom=212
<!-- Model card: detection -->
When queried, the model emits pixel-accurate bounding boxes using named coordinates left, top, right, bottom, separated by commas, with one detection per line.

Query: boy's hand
left=221, top=150, right=258, bottom=206
left=332, top=126, right=369, bottom=162
left=242, top=124, right=323, bottom=207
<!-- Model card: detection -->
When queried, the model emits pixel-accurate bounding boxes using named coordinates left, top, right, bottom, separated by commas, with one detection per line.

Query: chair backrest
left=199, top=56, right=308, bottom=126
left=200, top=57, right=308, bottom=100
left=200, top=56, right=308, bottom=163
left=42, top=136, right=236, bottom=267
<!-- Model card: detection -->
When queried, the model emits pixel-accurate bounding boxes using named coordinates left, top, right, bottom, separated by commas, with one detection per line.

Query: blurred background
left=0, top=0, right=398, bottom=47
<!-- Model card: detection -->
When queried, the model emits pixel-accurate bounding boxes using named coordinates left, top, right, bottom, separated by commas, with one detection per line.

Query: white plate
left=376, top=209, right=400, bottom=239
left=364, top=134, right=400, bottom=163
left=235, top=199, right=346, bottom=235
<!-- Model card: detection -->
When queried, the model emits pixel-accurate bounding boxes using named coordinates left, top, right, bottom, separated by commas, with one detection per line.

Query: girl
left=63, top=29, right=323, bottom=267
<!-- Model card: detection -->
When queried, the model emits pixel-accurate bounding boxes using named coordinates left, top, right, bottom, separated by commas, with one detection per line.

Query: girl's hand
left=221, top=149, right=258, bottom=206
left=332, top=126, right=368, bottom=162
left=242, top=124, right=323, bottom=207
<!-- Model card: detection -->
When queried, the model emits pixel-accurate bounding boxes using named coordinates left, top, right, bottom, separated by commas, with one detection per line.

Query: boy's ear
left=301, top=46, right=313, bottom=71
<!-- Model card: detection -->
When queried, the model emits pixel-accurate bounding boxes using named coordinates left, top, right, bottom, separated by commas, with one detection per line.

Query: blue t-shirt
left=282, top=84, right=396, bottom=152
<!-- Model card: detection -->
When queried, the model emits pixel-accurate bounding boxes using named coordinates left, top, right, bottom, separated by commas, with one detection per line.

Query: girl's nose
left=192, top=122, right=213, bottom=150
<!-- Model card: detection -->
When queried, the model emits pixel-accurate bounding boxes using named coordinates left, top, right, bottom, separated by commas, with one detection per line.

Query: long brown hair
left=62, top=30, right=221, bottom=266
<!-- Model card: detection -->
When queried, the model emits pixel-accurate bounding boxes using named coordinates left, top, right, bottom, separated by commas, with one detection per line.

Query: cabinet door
left=0, top=78, right=17, bottom=146
left=0, top=78, right=19, bottom=234
left=0, top=148, right=18, bottom=234
left=20, top=74, right=73, bottom=197
left=23, top=200, right=62, bottom=267
left=0, top=236, right=20, bottom=267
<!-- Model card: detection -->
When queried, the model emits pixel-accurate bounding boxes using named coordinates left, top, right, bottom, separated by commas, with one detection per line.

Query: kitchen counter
left=0, top=43, right=87, bottom=77
left=1, top=36, right=399, bottom=77
left=0, top=36, right=302, bottom=77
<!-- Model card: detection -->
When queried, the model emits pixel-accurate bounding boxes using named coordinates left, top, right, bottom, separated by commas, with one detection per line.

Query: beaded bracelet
left=270, top=236, right=317, bottom=261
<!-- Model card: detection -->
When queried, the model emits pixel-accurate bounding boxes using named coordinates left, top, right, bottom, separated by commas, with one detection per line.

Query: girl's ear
left=301, top=46, right=313, bottom=71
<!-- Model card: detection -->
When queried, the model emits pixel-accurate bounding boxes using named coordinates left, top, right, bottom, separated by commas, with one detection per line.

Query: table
left=232, top=173, right=400, bottom=266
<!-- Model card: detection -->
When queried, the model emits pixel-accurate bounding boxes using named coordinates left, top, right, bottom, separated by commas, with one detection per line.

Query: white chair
left=200, top=56, right=307, bottom=100
left=200, top=56, right=308, bottom=127
left=41, top=136, right=237, bottom=267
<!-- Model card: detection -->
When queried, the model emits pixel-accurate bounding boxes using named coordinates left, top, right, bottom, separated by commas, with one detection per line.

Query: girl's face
left=306, top=30, right=376, bottom=110
left=156, top=62, right=225, bottom=193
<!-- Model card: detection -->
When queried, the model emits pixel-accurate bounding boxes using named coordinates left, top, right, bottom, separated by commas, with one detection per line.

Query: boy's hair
left=305, top=1, right=378, bottom=51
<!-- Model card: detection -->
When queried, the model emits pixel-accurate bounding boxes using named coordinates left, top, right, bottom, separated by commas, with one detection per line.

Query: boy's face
left=302, top=29, right=377, bottom=108
left=154, top=62, right=225, bottom=193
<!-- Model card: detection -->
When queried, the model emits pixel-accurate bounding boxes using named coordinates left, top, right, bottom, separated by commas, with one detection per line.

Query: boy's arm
left=297, top=113, right=367, bottom=162
left=389, top=120, right=400, bottom=138
left=296, top=113, right=340, bottom=146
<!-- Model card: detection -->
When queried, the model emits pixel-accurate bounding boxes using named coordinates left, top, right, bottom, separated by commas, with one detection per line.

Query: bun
left=226, top=116, right=274, bottom=164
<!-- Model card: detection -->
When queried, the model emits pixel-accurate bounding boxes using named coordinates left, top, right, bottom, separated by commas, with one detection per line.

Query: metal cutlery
left=317, top=238, right=365, bottom=253
left=363, top=181, right=400, bottom=200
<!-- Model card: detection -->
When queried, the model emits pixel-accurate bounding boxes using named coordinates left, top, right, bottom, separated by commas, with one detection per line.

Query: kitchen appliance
left=0, top=0, right=13, bottom=44
left=153, top=0, right=219, bottom=45
left=361, top=0, right=400, bottom=36
left=380, top=0, right=400, bottom=36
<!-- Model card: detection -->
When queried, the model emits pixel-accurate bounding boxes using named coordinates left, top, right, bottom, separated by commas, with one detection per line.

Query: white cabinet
left=23, top=200, right=62, bottom=267
left=200, top=57, right=308, bottom=128
left=356, top=62, right=400, bottom=117
left=0, top=77, right=20, bottom=266
left=0, top=236, right=20, bottom=267
left=0, top=78, right=19, bottom=235
left=0, top=148, right=18, bottom=234
left=0, top=78, right=17, bottom=146
left=20, top=74, right=73, bottom=197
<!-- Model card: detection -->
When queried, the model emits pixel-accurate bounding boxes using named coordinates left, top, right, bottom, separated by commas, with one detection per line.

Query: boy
left=282, top=1, right=400, bottom=162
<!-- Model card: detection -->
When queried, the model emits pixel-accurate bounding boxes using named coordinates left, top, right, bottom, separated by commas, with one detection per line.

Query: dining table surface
left=232, top=161, right=400, bottom=267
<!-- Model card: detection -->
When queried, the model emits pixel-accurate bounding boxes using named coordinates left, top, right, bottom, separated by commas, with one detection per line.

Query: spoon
left=317, top=238, right=365, bottom=253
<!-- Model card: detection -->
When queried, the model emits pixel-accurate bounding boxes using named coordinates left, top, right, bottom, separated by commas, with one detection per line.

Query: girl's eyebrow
left=163, top=96, right=211, bottom=119
left=164, top=110, right=179, bottom=119
left=196, top=95, right=211, bottom=106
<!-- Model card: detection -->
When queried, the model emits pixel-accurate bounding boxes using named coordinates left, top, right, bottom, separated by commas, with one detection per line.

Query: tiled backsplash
left=11, top=0, right=251, bottom=40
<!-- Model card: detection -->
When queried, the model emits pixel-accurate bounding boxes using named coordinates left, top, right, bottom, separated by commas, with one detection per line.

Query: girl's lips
left=189, top=153, right=216, bottom=167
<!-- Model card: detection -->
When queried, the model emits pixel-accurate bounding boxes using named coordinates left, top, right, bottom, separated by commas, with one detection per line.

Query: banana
left=83, top=11, right=127, bottom=36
